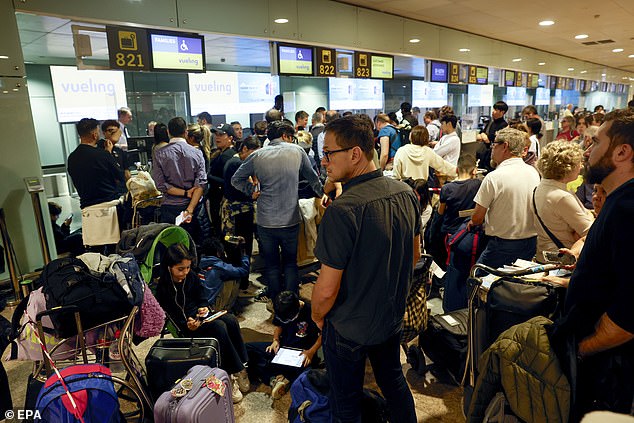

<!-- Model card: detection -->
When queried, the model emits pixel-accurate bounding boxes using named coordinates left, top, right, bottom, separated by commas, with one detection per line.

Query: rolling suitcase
left=154, top=365, right=234, bottom=423
left=145, top=338, right=220, bottom=401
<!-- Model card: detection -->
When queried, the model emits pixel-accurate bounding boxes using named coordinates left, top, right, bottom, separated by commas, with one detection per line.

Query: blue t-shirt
left=378, top=125, right=401, bottom=159
left=440, top=179, right=482, bottom=235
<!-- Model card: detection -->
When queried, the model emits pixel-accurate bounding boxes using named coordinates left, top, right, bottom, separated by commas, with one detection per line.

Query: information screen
left=278, top=44, right=313, bottom=76
left=476, top=67, right=488, bottom=84
left=467, top=84, right=494, bottom=107
left=412, top=81, right=447, bottom=108
left=328, top=77, right=383, bottom=110
left=504, top=70, right=515, bottom=87
left=429, top=61, right=448, bottom=83
left=535, top=87, right=550, bottom=106
left=371, top=55, right=393, bottom=79
left=504, top=86, right=527, bottom=106
left=50, top=66, right=127, bottom=123
left=189, top=71, right=279, bottom=115
left=149, top=31, right=205, bottom=72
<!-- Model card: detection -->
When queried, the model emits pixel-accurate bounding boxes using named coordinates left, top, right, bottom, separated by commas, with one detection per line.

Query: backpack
left=396, top=123, right=412, bottom=146
left=35, top=364, right=122, bottom=423
left=41, top=257, right=134, bottom=338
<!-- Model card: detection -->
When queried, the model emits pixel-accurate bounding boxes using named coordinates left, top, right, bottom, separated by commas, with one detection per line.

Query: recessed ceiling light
left=574, top=34, right=589, bottom=40
left=512, top=58, right=522, bottom=62
left=274, top=18, right=288, bottom=24
left=539, top=20, right=555, bottom=26
left=409, top=38, right=420, bottom=43
left=0, top=55, right=8, bottom=59
left=12, top=88, right=18, bottom=91
left=623, top=76, right=628, bottom=80
left=568, top=67, right=574, bottom=71
left=2, top=90, right=8, bottom=94
left=580, top=70, right=587, bottom=74
left=629, top=54, right=634, bottom=58
left=601, top=73, right=606, bottom=77
left=459, top=48, right=470, bottom=52
left=612, top=48, right=624, bottom=53
left=538, top=62, right=546, bottom=66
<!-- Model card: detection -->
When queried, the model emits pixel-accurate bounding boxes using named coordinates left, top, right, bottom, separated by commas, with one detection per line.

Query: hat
left=211, top=123, right=236, bottom=138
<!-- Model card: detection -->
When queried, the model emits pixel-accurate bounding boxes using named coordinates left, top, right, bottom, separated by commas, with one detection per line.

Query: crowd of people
left=57, top=98, right=633, bottom=421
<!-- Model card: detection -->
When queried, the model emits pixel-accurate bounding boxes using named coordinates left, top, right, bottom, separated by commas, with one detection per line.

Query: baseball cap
left=211, top=123, right=236, bottom=138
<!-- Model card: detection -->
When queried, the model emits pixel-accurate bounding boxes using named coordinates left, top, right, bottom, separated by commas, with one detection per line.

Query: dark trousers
left=246, top=342, right=307, bottom=384
left=182, top=314, right=248, bottom=375
left=257, top=224, right=299, bottom=300
left=477, top=236, right=537, bottom=270
left=322, top=321, right=416, bottom=423
left=160, top=203, right=203, bottom=246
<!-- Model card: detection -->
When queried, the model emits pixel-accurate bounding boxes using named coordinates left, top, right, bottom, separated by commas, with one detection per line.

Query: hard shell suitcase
left=145, top=338, right=219, bottom=401
left=153, top=365, right=234, bottom=423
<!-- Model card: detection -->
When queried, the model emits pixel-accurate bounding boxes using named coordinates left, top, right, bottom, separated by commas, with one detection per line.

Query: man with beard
left=556, top=109, right=634, bottom=419
left=466, top=127, right=540, bottom=268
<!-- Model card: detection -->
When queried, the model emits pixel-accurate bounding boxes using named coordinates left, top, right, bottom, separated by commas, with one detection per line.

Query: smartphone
left=66, top=214, right=73, bottom=221
left=200, top=310, right=227, bottom=323
left=543, top=251, right=576, bottom=266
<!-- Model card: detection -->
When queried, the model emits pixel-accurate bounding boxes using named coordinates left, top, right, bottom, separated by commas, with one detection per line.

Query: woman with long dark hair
left=155, top=243, right=250, bottom=403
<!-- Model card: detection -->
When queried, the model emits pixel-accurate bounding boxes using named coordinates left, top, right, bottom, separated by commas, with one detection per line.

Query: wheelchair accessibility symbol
left=180, top=39, right=189, bottom=51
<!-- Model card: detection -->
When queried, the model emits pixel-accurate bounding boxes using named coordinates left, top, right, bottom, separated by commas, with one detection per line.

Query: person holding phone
left=48, top=202, right=84, bottom=256
left=155, top=243, right=250, bottom=403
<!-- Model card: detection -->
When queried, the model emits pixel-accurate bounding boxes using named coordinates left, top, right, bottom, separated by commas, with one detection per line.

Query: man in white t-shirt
left=433, top=114, right=461, bottom=166
left=467, top=127, right=541, bottom=269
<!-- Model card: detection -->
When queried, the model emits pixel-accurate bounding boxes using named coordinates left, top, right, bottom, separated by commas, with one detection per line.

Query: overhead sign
left=504, top=70, right=515, bottom=87
left=329, top=77, right=383, bottom=110
left=515, top=72, right=524, bottom=87
left=429, top=61, right=448, bottom=83
left=535, top=87, right=550, bottom=106
left=106, top=26, right=150, bottom=71
left=449, top=63, right=460, bottom=84
left=316, top=47, right=336, bottom=77
left=412, top=81, right=447, bottom=108
left=476, top=67, right=488, bottom=84
left=467, top=84, right=494, bottom=107
left=278, top=44, right=313, bottom=76
left=149, top=31, right=205, bottom=72
left=527, top=73, right=539, bottom=88
left=354, top=51, right=371, bottom=78
left=371, top=55, right=393, bottom=79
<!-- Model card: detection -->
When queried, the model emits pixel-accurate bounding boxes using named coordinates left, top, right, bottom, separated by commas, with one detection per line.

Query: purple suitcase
left=153, top=365, right=235, bottom=423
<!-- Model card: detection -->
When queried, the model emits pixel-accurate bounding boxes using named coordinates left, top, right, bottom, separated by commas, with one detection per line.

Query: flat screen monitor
left=189, top=71, right=279, bottom=115
left=504, top=86, right=527, bottom=106
left=148, top=31, right=205, bottom=72
left=412, top=81, right=448, bottom=108
left=371, top=55, right=393, bottom=79
left=504, top=70, right=515, bottom=87
left=328, top=77, right=383, bottom=110
left=476, top=67, right=488, bottom=84
left=554, top=89, right=563, bottom=105
left=277, top=44, right=313, bottom=76
left=535, top=87, right=550, bottom=106
left=429, top=61, right=449, bottom=83
left=49, top=66, right=127, bottom=123
left=467, top=84, right=493, bottom=108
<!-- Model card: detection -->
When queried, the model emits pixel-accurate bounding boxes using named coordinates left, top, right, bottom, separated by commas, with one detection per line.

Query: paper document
left=175, top=211, right=186, bottom=226
left=271, top=347, right=304, bottom=368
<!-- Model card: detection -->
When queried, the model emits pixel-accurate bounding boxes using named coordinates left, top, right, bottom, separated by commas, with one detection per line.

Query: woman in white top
left=525, top=118, right=542, bottom=166
left=392, top=125, right=457, bottom=181
left=533, top=141, right=594, bottom=263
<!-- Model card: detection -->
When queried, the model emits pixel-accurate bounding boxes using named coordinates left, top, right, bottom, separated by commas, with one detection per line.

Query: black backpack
left=396, top=124, right=411, bottom=146
left=41, top=258, right=133, bottom=338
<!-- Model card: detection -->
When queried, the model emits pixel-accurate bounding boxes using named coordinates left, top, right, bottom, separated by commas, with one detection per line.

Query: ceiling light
left=0, top=55, right=8, bottom=59
left=629, top=54, right=634, bottom=58
left=568, top=67, right=574, bottom=71
left=409, top=38, right=420, bottom=43
left=574, top=34, right=588, bottom=40
left=612, top=48, right=624, bottom=53
left=580, top=70, right=587, bottom=74
left=2, top=91, right=8, bottom=94
left=459, top=48, right=470, bottom=52
left=538, top=62, right=546, bottom=66
left=539, top=20, right=555, bottom=26
left=602, top=73, right=606, bottom=77
left=623, top=76, right=628, bottom=80
left=512, top=58, right=522, bottom=62
left=274, top=18, right=288, bottom=24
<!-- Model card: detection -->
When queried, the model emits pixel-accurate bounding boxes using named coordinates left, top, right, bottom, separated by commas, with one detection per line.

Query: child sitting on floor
left=246, top=291, right=322, bottom=399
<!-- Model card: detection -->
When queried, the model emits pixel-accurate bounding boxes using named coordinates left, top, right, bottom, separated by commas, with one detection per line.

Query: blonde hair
left=187, top=123, right=212, bottom=160
left=537, top=140, right=583, bottom=180
left=296, top=130, right=313, bottom=145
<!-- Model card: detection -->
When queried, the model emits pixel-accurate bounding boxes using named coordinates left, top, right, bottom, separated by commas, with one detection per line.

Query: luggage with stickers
left=153, top=364, right=234, bottom=423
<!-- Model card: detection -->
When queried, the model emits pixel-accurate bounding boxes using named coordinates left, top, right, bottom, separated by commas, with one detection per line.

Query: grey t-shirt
left=314, top=170, right=421, bottom=345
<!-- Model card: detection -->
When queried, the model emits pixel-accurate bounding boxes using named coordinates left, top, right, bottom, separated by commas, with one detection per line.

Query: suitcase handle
left=469, top=262, right=561, bottom=282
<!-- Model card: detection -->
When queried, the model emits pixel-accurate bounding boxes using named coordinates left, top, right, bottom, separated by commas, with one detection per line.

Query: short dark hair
left=273, top=291, right=300, bottom=322
left=48, top=201, right=62, bottom=216
left=254, top=120, right=268, bottom=135
left=440, top=114, right=458, bottom=128
left=526, top=118, right=543, bottom=138
left=593, top=113, right=604, bottom=125
left=594, top=105, right=604, bottom=113
left=154, top=123, right=169, bottom=145
left=493, top=101, right=509, bottom=113
left=409, top=125, right=429, bottom=146
left=101, top=119, right=119, bottom=133
left=522, top=105, right=537, bottom=115
left=400, top=102, right=412, bottom=113
left=230, top=121, right=241, bottom=127
left=628, top=99, right=634, bottom=109
left=295, top=110, right=308, bottom=122
left=457, top=153, right=476, bottom=174
left=240, top=135, right=260, bottom=151
left=604, top=108, right=634, bottom=156
left=76, top=118, right=100, bottom=138
left=199, top=237, right=225, bottom=258
left=267, top=120, right=295, bottom=140
left=159, top=243, right=195, bottom=279
left=197, top=111, right=212, bottom=123
left=315, top=106, right=326, bottom=114
left=324, top=115, right=374, bottom=161
left=403, top=178, right=431, bottom=210
left=168, top=117, right=187, bottom=137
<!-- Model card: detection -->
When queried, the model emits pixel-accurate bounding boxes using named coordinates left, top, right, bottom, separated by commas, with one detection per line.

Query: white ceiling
left=336, top=0, right=634, bottom=73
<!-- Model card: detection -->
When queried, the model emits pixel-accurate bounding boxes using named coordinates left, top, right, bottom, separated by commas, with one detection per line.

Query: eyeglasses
left=322, top=147, right=353, bottom=162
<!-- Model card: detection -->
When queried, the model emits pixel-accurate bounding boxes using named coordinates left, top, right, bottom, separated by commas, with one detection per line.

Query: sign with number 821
left=106, top=26, right=150, bottom=71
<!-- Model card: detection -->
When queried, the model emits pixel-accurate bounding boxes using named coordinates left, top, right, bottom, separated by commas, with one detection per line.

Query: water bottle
left=108, top=330, right=124, bottom=373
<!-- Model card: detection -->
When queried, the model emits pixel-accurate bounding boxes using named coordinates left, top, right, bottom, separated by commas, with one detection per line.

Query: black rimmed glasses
left=322, top=147, right=353, bottom=162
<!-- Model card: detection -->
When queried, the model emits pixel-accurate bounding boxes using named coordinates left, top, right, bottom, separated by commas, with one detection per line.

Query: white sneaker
left=271, top=376, right=290, bottom=400
left=231, top=376, right=243, bottom=403
left=236, top=368, right=250, bottom=393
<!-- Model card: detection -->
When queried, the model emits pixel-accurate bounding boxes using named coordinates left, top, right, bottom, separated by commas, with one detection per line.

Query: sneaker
left=235, top=368, right=250, bottom=393
left=231, top=376, right=243, bottom=403
left=271, top=376, right=290, bottom=400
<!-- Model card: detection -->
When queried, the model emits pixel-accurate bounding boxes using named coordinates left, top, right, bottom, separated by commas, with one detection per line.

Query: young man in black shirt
left=476, top=101, right=509, bottom=172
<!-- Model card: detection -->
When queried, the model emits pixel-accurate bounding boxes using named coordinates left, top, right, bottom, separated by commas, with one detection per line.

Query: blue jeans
left=257, top=224, right=299, bottom=300
left=322, top=320, right=416, bottom=423
left=477, top=236, right=537, bottom=270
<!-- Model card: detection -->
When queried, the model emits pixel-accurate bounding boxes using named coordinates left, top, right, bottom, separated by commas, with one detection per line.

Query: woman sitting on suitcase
left=156, top=243, right=250, bottom=403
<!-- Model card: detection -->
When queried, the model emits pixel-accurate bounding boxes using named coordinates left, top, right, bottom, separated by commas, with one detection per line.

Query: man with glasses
left=467, top=127, right=540, bottom=269
left=312, top=115, right=420, bottom=422
left=232, top=120, right=324, bottom=305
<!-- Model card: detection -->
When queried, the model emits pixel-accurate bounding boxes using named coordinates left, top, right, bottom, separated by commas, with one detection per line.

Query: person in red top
left=556, top=116, right=579, bottom=141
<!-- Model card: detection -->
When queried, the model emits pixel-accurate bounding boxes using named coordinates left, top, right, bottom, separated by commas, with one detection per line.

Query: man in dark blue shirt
left=312, top=115, right=420, bottom=422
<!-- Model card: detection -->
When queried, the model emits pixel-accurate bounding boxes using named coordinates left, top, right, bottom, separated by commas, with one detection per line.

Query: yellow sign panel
left=118, top=31, right=138, bottom=51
